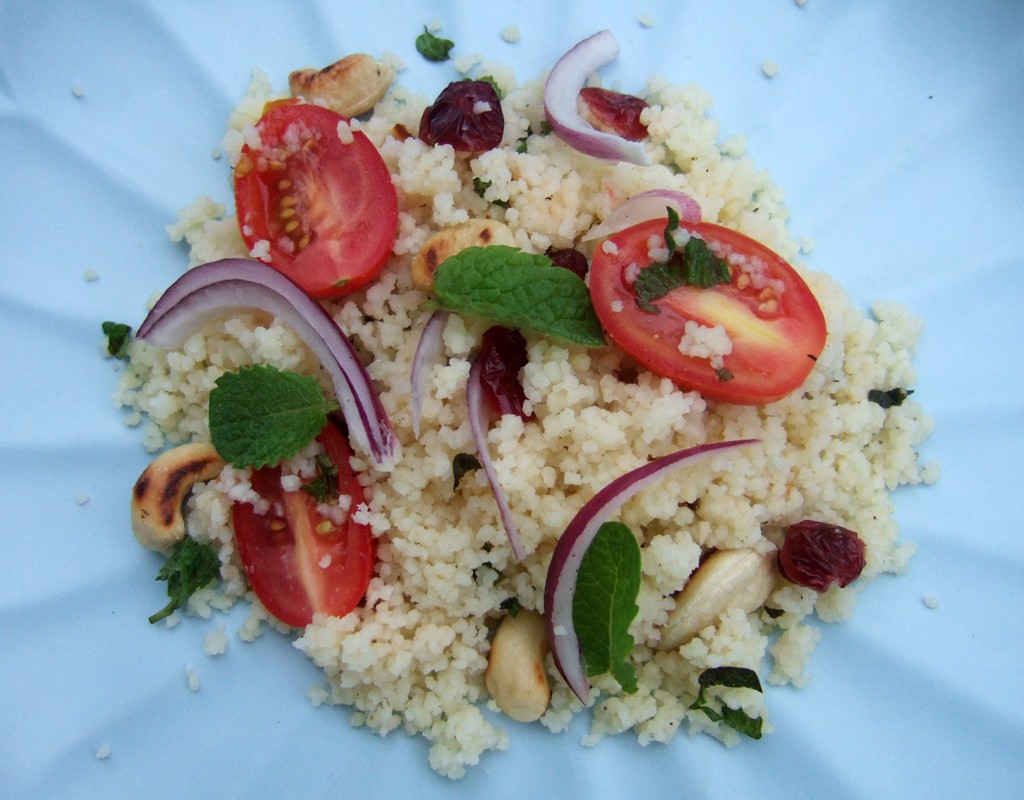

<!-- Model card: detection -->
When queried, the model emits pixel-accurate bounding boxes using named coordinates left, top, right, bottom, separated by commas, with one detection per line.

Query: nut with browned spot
left=131, top=443, right=225, bottom=554
left=484, top=609, right=551, bottom=722
left=289, top=54, right=394, bottom=118
left=657, top=547, right=777, bottom=651
left=411, top=220, right=516, bottom=290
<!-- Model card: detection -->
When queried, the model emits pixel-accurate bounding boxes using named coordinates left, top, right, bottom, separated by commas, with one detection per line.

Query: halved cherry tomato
left=231, top=419, right=375, bottom=627
left=234, top=100, right=398, bottom=299
left=589, top=218, right=827, bottom=404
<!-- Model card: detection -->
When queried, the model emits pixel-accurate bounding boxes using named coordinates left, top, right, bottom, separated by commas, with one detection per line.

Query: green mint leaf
left=102, top=321, right=133, bottom=359
left=431, top=245, right=606, bottom=347
left=682, top=237, right=732, bottom=288
left=452, top=452, right=482, bottom=491
left=468, top=74, right=503, bottom=99
left=632, top=236, right=731, bottom=313
left=689, top=666, right=764, bottom=739
left=148, top=536, right=221, bottom=624
left=868, top=387, right=913, bottom=409
left=416, top=26, right=454, bottom=61
left=208, top=364, right=338, bottom=468
left=499, top=596, right=521, bottom=617
left=572, top=521, right=642, bottom=693
left=301, top=453, right=339, bottom=503
left=664, top=205, right=681, bottom=255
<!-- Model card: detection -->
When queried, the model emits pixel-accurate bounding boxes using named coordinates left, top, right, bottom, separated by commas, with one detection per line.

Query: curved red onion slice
left=410, top=310, right=448, bottom=438
left=544, top=30, right=650, bottom=165
left=137, top=258, right=400, bottom=471
left=544, top=438, right=759, bottom=704
left=581, top=189, right=702, bottom=242
left=467, top=355, right=527, bottom=561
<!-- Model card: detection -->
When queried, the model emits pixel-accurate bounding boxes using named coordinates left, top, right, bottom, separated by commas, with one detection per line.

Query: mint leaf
left=689, top=666, right=764, bottom=739
left=209, top=364, right=338, bottom=468
left=633, top=237, right=731, bottom=313
left=431, top=245, right=606, bottom=347
left=301, top=453, right=339, bottom=503
left=452, top=452, right=482, bottom=491
left=102, top=321, right=132, bottom=359
left=416, top=26, right=454, bottom=61
left=148, top=536, right=221, bottom=624
left=572, top=521, right=642, bottom=693
left=664, top=205, right=681, bottom=255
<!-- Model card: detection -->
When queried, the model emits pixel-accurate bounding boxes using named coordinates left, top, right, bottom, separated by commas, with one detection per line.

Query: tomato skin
left=234, top=101, right=398, bottom=299
left=589, top=218, right=827, bottom=405
left=231, top=420, right=375, bottom=627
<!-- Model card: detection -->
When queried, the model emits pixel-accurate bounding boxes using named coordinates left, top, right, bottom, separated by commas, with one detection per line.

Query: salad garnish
left=147, top=536, right=221, bottom=625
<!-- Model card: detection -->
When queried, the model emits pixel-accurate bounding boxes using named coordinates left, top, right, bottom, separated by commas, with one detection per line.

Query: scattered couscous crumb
left=94, top=745, right=111, bottom=760
left=72, top=85, right=84, bottom=98
left=796, top=0, right=809, bottom=7
left=74, top=492, right=91, bottom=506
left=186, top=666, right=201, bottom=691
left=203, top=625, right=228, bottom=656
left=762, top=60, right=779, bottom=78
left=83, top=269, right=99, bottom=282
left=211, top=146, right=223, bottom=160
left=114, top=46, right=935, bottom=779
left=638, top=13, right=655, bottom=28
left=425, top=18, right=443, bottom=33
left=500, top=25, right=521, bottom=44
left=923, top=595, right=939, bottom=610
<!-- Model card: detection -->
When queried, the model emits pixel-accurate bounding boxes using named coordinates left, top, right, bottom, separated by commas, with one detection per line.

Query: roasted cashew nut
left=411, top=220, right=517, bottom=290
left=130, top=443, right=225, bottom=554
left=485, top=608, right=551, bottom=722
left=657, top=548, right=777, bottom=651
left=289, top=54, right=394, bottom=118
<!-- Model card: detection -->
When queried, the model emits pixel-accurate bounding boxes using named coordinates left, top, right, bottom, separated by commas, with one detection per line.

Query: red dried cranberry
left=778, top=520, right=866, bottom=592
left=419, top=81, right=504, bottom=152
left=479, top=326, right=531, bottom=420
left=546, top=246, right=589, bottom=280
left=579, top=87, right=649, bottom=142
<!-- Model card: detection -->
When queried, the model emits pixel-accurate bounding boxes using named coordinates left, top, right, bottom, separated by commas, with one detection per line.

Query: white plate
left=2, top=1, right=1022, bottom=797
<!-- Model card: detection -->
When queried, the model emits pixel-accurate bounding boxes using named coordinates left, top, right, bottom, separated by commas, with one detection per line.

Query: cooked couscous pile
left=113, top=46, right=937, bottom=779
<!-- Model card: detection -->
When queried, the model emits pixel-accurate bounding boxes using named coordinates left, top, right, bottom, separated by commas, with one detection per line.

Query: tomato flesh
left=234, top=101, right=398, bottom=299
left=589, top=218, right=827, bottom=404
left=231, top=420, right=375, bottom=627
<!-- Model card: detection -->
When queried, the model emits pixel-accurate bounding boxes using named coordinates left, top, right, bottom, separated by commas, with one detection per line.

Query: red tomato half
left=234, top=100, right=398, bottom=299
left=231, top=420, right=375, bottom=627
left=589, top=218, right=827, bottom=404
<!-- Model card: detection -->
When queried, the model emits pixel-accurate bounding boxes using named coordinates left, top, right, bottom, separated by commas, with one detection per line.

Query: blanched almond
left=657, top=548, right=777, bottom=650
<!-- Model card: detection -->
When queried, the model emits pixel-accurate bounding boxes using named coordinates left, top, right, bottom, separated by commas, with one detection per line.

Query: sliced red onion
left=544, top=30, right=650, bottom=165
left=137, top=258, right=400, bottom=471
left=544, top=438, right=759, bottom=704
left=410, top=310, right=448, bottom=438
left=581, top=189, right=702, bottom=242
left=467, top=355, right=527, bottom=561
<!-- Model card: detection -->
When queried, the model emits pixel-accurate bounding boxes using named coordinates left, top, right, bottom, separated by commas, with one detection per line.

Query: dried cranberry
left=546, top=246, right=589, bottom=280
left=479, top=326, right=531, bottom=420
left=778, top=520, right=866, bottom=592
left=579, top=87, right=649, bottom=142
left=419, top=80, right=504, bottom=152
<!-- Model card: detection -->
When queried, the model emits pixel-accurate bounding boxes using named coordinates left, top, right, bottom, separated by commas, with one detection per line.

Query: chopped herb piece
left=453, top=452, right=482, bottom=491
left=515, top=130, right=531, bottom=154
left=868, top=387, right=913, bottom=409
left=763, top=606, right=784, bottom=619
left=102, top=321, right=132, bottom=359
left=209, top=364, right=338, bottom=469
left=689, top=666, right=764, bottom=739
left=415, top=26, right=454, bottom=62
left=573, top=521, right=642, bottom=693
left=302, top=453, right=339, bottom=503
left=664, top=206, right=681, bottom=255
left=431, top=245, right=606, bottom=347
left=633, top=236, right=732, bottom=313
left=469, top=74, right=503, bottom=98
left=716, top=367, right=734, bottom=382
left=500, top=596, right=521, bottom=617
left=148, top=536, right=221, bottom=624
left=538, top=119, right=552, bottom=136
left=472, top=177, right=509, bottom=207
